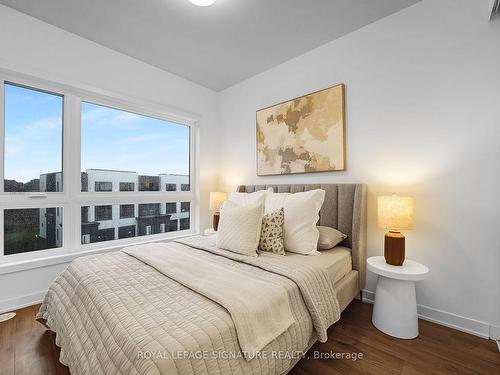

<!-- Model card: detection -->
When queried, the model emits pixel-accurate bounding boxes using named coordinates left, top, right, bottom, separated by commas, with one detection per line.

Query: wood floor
left=0, top=302, right=498, bottom=375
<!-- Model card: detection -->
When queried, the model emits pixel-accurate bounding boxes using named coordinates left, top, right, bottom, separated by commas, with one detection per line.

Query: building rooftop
left=85, top=168, right=139, bottom=173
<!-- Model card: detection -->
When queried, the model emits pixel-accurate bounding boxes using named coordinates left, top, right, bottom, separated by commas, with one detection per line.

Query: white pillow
left=216, top=201, right=264, bottom=257
left=317, top=226, right=347, bottom=250
left=228, top=188, right=273, bottom=207
left=265, top=189, right=326, bottom=255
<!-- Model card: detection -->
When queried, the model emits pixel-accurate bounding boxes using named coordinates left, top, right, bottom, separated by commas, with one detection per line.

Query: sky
left=4, top=83, right=190, bottom=183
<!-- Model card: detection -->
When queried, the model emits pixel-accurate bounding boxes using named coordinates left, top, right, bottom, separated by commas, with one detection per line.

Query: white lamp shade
left=209, top=192, right=227, bottom=212
left=378, top=195, right=414, bottom=231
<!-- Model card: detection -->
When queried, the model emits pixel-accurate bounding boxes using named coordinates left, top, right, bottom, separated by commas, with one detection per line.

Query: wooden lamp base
left=212, top=212, right=220, bottom=231
left=384, top=231, right=405, bottom=266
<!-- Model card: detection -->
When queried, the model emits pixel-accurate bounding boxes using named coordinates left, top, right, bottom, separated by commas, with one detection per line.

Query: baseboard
left=0, top=291, right=45, bottom=314
left=362, top=289, right=493, bottom=340
left=490, top=324, right=500, bottom=341
left=361, top=289, right=376, bottom=303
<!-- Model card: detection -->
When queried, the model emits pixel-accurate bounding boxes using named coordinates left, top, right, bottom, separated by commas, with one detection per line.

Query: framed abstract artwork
left=256, top=83, right=345, bottom=176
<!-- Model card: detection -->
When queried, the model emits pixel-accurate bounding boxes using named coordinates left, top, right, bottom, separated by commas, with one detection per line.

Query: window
left=118, top=225, right=136, bottom=239
left=180, top=218, right=190, bottom=230
left=139, top=176, right=159, bottom=191
left=166, top=183, right=177, bottom=191
left=120, top=182, right=135, bottom=192
left=95, top=181, right=112, bottom=192
left=81, top=206, right=89, bottom=223
left=179, top=202, right=190, bottom=230
left=139, top=203, right=160, bottom=217
left=4, top=84, right=63, bottom=193
left=81, top=102, right=190, bottom=192
left=181, top=202, right=190, bottom=213
left=166, top=202, right=177, bottom=214
left=4, top=208, right=63, bottom=255
left=120, top=204, right=135, bottom=219
left=169, top=219, right=179, bottom=231
left=96, top=228, right=115, bottom=242
left=95, top=205, right=112, bottom=221
left=0, top=75, right=195, bottom=262
left=81, top=172, right=89, bottom=192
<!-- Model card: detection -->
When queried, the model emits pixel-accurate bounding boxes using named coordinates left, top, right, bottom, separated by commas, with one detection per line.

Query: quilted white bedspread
left=37, top=235, right=340, bottom=375
left=123, top=242, right=295, bottom=356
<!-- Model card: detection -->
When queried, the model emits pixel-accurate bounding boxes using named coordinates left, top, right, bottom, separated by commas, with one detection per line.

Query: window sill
left=0, top=232, right=198, bottom=276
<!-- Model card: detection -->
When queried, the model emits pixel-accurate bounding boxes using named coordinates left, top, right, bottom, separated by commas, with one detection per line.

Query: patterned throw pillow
left=259, top=208, right=285, bottom=255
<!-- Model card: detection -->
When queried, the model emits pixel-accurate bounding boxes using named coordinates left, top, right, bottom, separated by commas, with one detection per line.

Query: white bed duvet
left=37, top=235, right=340, bottom=375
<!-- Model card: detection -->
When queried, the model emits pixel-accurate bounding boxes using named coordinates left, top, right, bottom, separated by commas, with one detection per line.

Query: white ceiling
left=0, top=0, right=420, bottom=91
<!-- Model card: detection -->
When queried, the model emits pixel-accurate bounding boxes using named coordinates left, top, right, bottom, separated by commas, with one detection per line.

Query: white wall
left=217, top=0, right=500, bottom=337
left=0, top=5, right=218, bottom=311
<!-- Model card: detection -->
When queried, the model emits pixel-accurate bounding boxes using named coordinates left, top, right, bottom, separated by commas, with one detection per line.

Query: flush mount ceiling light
left=189, top=0, right=217, bottom=6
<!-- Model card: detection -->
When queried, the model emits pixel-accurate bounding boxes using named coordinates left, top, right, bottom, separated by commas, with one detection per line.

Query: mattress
left=284, top=246, right=352, bottom=284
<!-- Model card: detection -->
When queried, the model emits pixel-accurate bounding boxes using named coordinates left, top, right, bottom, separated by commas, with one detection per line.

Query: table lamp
left=377, top=194, right=414, bottom=266
left=209, top=192, right=227, bottom=231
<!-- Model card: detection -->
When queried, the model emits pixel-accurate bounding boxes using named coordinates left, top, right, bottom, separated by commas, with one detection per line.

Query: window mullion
left=64, top=94, right=81, bottom=203
left=64, top=94, right=82, bottom=253
left=191, top=121, right=200, bottom=234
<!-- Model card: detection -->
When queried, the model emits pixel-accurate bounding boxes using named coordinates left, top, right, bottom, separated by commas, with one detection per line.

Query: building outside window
left=181, top=184, right=190, bottom=191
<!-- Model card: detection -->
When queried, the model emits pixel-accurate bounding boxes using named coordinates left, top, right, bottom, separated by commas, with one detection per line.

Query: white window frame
left=0, top=68, right=200, bottom=271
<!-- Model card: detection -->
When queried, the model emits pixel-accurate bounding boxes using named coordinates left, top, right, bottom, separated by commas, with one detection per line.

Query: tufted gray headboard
left=237, top=183, right=367, bottom=289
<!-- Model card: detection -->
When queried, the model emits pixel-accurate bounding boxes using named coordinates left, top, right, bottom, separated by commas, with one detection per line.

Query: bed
left=237, top=184, right=367, bottom=312
left=37, top=183, right=366, bottom=375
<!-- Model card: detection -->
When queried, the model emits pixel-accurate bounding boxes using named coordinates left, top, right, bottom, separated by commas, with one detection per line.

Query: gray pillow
left=317, top=226, right=347, bottom=250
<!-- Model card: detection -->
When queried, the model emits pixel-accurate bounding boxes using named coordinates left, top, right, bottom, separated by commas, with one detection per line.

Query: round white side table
left=367, top=256, right=429, bottom=339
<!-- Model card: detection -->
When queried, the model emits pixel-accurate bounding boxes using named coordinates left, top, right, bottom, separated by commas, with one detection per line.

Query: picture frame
left=256, top=83, right=346, bottom=176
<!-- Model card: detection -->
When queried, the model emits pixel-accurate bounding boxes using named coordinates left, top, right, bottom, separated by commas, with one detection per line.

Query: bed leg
left=359, top=290, right=363, bottom=303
